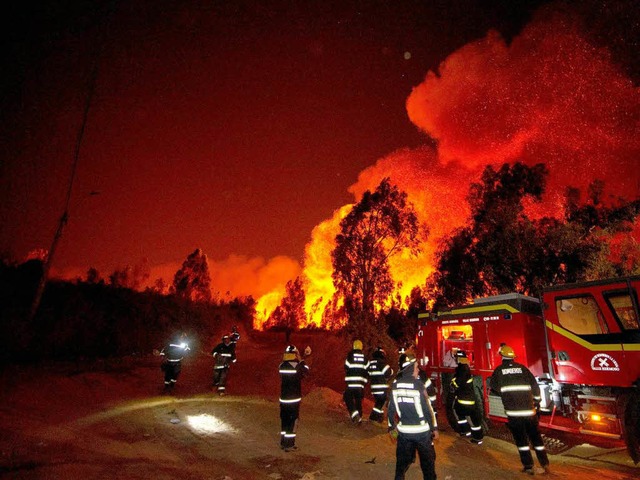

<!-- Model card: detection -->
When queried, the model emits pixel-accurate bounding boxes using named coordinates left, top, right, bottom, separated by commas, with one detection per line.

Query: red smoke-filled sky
left=1, top=0, right=638, bottom=300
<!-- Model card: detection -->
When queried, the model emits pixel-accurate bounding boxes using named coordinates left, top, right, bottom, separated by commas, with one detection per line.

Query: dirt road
left=0, top=332, right=637, bottom=479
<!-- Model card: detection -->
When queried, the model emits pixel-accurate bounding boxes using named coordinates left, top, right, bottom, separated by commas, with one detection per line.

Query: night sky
left=1, top=0, right=638, bottom=300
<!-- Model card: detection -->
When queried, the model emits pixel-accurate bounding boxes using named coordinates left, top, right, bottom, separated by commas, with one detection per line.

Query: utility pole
left=28, top=3, right=113, bottom=322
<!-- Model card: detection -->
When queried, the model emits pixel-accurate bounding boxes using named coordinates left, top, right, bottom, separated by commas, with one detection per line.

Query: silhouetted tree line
left=427, top=164, right=640, bottom=309
left=0, top=259, right=254, bottom=364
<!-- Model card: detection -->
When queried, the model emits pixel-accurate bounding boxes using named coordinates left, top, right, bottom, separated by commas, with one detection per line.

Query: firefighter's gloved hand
left=388, top=428, right=398, bottom=442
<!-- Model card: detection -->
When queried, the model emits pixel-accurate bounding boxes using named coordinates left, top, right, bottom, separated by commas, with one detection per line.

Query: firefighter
left=278, top=345, right=310, bottom=451
left=388, top=354, right=438, bottom=480
left=211, top=335, right=236, bottom=395
left=159, top=332, right=190, bottom=392
left=366, top=346, right=393, bottom=423
left=229, top=325, right=240, bottom=352
left=450, top=351, right=484, bottom=444
left=400, top=351, right=438, bottom=418
left=344, top=339, right=368, bottom=424
left=419, top=355, right=438, bottom=422
left=490, top=344, right=550, bottom=475
left=442, top=347, right=458, bottom=368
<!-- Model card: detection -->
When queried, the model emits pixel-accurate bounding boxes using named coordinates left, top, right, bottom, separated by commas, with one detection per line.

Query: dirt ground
left=0, top=332, right=638, bottom=479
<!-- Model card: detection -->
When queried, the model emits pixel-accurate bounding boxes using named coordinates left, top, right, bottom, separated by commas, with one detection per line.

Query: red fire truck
left=416, top=276, right=640, bottom=463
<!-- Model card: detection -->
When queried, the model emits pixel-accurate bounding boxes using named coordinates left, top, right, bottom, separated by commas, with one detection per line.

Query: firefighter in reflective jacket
left=160, top=332, right=190, bottom=392
left=211, top=335, right=236, bottom=395
left=279, top=345, right=310, bottom=451
left=450, top=351, right=484, bottom=444
left=419, top=355, right=438, bottom=421
left=344, top=339, right=368, bottom=424
left=490, top=344, right=550, bottom=475
left=367, top=347, right=393, bottom=423
left=388, top=354, right=438, bottom=480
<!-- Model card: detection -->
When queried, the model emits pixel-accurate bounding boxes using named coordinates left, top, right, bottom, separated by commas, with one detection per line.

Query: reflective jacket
left=344, top=349, right=368, bottom=389
left=490, top=359, right=541, bottom=417
left=451, top=363, right=475, bottom=406
left=211, top=342, right=236, bottom=369
left=279, top=359, right=309, bottom=404
left=388, top=370, right=438, bottom=436
left=366, top=358, right=393, bottom=396
left=161, top=340, right=190, bottom=363
left=419, top=370, right=438, bottom=406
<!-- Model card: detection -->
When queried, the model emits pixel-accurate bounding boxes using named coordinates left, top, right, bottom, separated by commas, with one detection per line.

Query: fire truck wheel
left=622, top=391, right=640, bottom=464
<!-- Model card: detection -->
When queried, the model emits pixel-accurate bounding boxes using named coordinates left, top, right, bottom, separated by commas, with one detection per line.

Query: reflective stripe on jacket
left=490, top=359, right=540, bottom=417
left=211, top=343, right=236, bottom=369
left=388, top=375, right=437, bottom=436
left=366, top=359, right=393, bottom=395
left=344, top=349, right=368, bottom=388
left=279, top=359, right=309, bottom=404
left=451, top=363, right=476, bottom=405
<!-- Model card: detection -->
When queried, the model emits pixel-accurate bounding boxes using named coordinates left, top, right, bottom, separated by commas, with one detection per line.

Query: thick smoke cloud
left=257, top=6, right=640, bottom=327
left=406, top=8, right=639, bottom=205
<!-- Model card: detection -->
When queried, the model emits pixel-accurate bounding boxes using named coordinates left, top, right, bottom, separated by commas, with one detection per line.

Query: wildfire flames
left=254, top=8, right=640, bottom=330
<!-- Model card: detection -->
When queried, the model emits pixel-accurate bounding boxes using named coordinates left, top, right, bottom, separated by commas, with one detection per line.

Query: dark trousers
left=454, top=401, right=484, bottom=441
left=163, top=362, right=181, bottom=388
left=213, top=367, right=229, bottom=392
left=395, top=432, right=437, bottom=480
left=280, top=402, right=300, bottom=448
left=344, top=387, right=364, bottom=421
left=507, top=416, right=549, bottom=469
left=369, top=392, right=387, bottom=422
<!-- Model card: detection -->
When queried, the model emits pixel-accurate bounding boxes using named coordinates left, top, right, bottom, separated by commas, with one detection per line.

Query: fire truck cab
left=416, top=276, right=640, bottom=463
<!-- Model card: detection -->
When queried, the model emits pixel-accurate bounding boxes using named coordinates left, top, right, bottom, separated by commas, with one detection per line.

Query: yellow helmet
left=455, top=350, right=469, bottom=364
left=400, top=353, right=417, bottom=370
left=283, top=345, right=298, bottom=361
left=498, top=344, right=516, bottom=359
left=353, top=339, right=363, bottom=350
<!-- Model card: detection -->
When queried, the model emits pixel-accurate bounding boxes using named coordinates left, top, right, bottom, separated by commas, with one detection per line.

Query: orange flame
left=254, top=149, right=473, bottom=329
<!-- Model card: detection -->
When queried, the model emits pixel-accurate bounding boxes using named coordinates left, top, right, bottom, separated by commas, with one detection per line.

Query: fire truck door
left=544, top=292, right=625, bottom=386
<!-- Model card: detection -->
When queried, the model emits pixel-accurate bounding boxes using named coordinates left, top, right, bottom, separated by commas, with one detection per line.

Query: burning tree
left=430, top=162, right=640, bottom=307
left=331, top=178, right=423, bottom=326
left=173, top=248, right=212, bottom=302
left=265, top=276, right=306, bottom=342
left=432, top=162, right=547, bottom=306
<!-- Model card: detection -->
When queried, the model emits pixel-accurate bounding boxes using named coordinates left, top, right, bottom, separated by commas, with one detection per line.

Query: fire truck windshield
left=555, top=295, right=609, bottom=335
